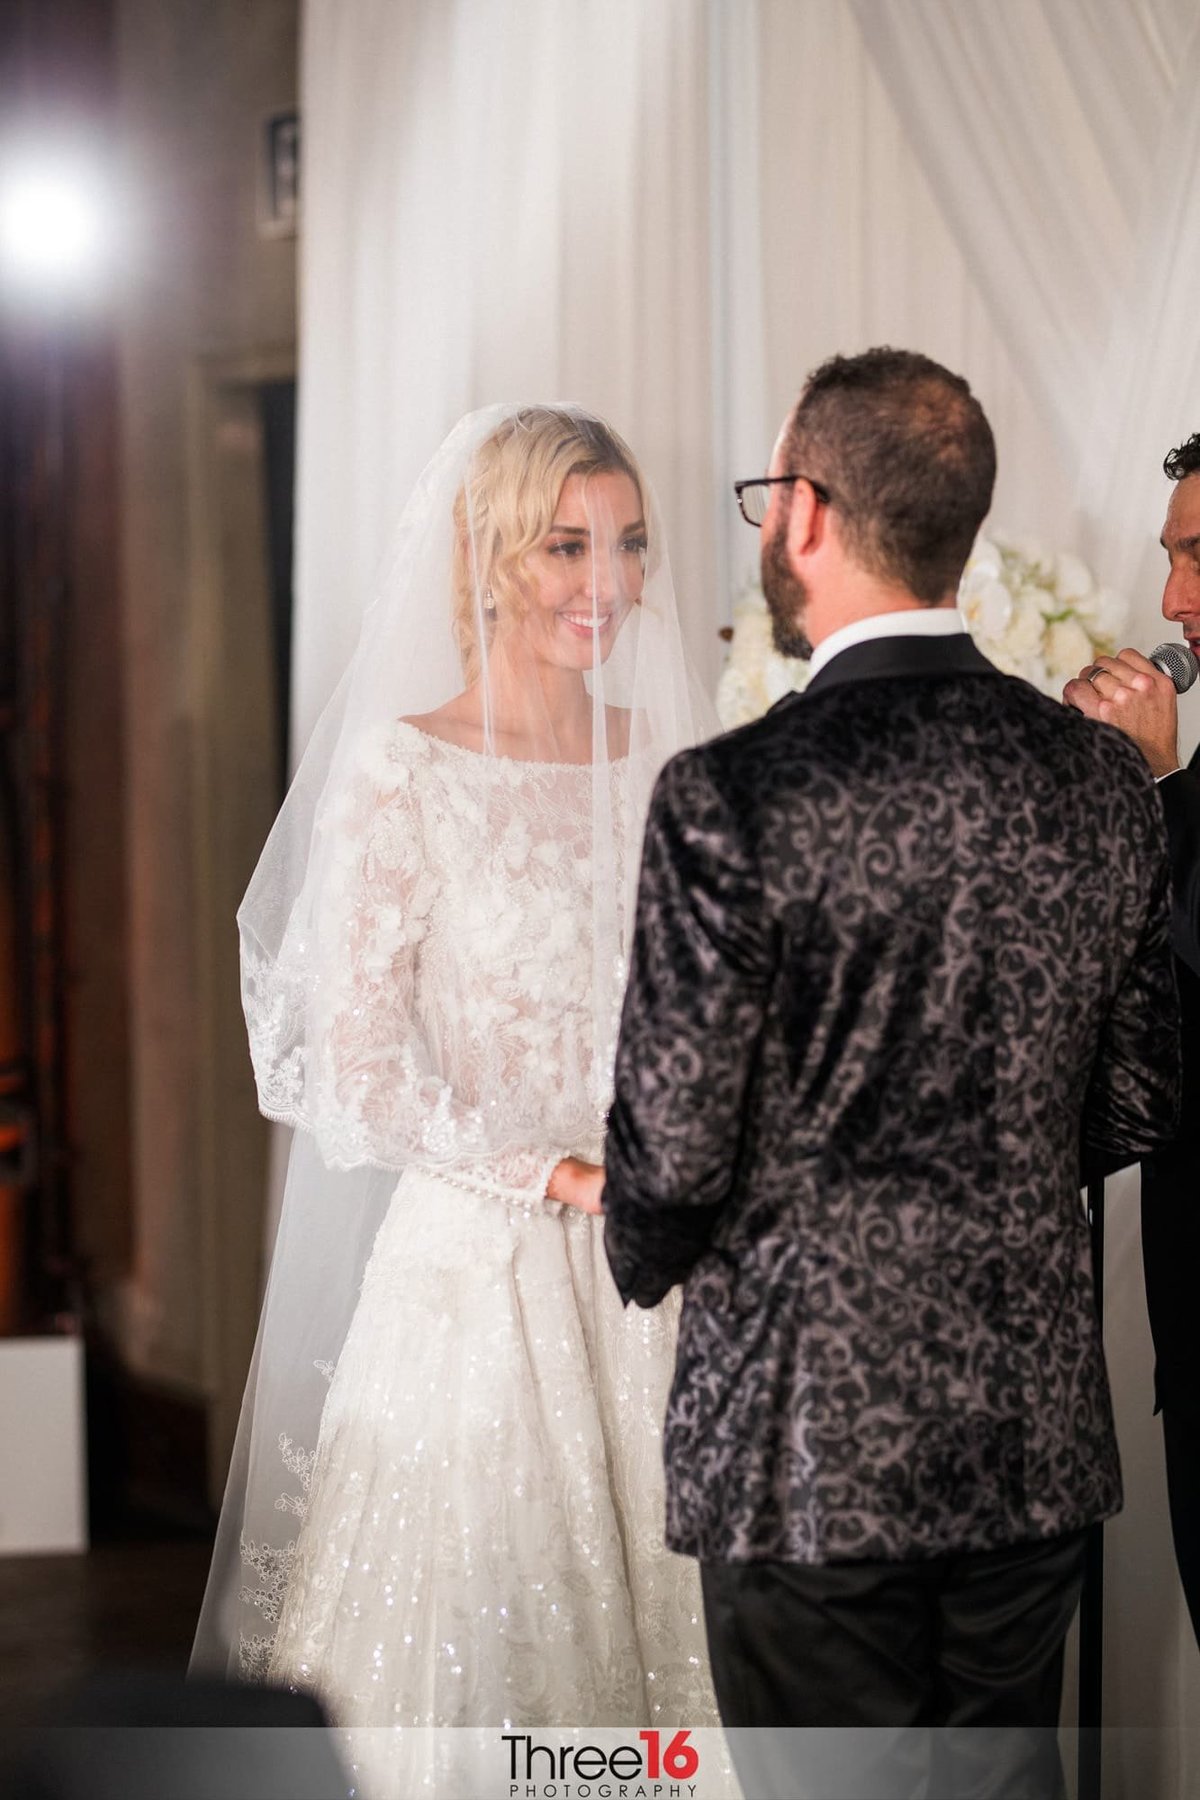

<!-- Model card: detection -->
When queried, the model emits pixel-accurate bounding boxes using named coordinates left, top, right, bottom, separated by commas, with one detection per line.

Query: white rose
left=1044, top=616, right=1095, bottom=680
left=738, top=610, right=774, bottom=660
left=716, top=667, right=754, bottom=729
left=1027, top=657, right=1055, bottom=697
left=750, top=681, right=773, bottom=722
left=718, top=658, right=776, bottom=728
left=961, top=536, right=1003, bottom=587
left=1005, top=534, right=1050, bottom=576
left=967, top=577, right=1013, bottom=641
left=1075, top=583, right=1128, bottom=642
left=1002, top=588, right=1048, bottom=659
left=1053, top=551, right=1093, bottom=603
left=976, top=640, right=1025, bottom=679
left=763, top=653, right=808, bottom=706
left=732, top=589, right=769, bottom=625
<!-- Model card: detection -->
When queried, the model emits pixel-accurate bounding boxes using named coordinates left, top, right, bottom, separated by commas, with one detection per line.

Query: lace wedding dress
left=248, top=723, right=718, bottom=1783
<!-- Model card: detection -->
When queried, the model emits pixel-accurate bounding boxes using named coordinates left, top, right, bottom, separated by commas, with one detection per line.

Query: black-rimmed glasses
left=733, top=474, right=832, bottom=527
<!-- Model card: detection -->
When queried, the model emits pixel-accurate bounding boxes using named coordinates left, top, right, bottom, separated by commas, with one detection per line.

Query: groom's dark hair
left=783, top=347, right=996, bottom=604
left=1165, top=434, right=1200, bottom=483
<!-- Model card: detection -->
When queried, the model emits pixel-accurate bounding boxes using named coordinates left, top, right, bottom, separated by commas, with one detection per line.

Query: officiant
left=1064, top=431, right=1200, bottom=1649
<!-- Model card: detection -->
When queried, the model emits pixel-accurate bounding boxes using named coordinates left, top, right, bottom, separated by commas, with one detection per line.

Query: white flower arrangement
left=716, top=583, right=810, bottom=730
left=716, top=534, right=1129, bottom=729
left=958, top=533, right=1127, bottom=698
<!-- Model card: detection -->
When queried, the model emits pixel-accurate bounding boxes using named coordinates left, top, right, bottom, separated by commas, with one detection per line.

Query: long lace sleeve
left=241, top=742, right=564, bottom=1203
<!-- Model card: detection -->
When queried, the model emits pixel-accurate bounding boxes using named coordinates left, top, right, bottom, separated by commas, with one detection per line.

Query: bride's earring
left=484, top=587, right=496, bottom=611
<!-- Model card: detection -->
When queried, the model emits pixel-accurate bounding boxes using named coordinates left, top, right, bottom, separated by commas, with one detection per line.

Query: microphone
left=1150, top=641, right=1200, bottom=693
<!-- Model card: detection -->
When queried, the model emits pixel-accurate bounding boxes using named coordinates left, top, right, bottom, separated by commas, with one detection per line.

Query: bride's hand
left=547, top=1157, right=605, bottom=1214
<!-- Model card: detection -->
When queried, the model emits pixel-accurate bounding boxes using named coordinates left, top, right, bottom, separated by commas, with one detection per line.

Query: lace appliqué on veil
left=236, top=1421, right=319, bottom=1677
left=238, top=1533, right=296, bottom=1670
left=274, top=1433, right=317, bottom=1519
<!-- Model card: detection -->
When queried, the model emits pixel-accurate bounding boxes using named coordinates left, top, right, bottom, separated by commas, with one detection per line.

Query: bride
left=191, top=405, right=722, bottom=1777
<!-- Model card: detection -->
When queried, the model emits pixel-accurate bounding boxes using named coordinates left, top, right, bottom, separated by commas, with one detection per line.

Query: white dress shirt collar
left=807, top=607, right=967, bottom=681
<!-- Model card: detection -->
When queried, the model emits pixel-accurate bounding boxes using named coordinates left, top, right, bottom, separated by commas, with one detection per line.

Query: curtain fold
left=850, top=0, right=1132, bottom=464
left=1041, top=0, right=1173, bottom=225
left=1075, top=14, right=1200, bottom=655
left=705, top=0, right=770, bottom=621
left=850, top=0, right=1200, bottom=651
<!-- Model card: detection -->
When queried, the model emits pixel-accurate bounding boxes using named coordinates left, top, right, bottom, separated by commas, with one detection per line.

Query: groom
left=602, top=349, right=1180, bottom=1787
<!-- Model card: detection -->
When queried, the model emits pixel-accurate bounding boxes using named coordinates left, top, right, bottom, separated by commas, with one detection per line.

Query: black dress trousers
left=701, top=1531, right=1087, bottom=1800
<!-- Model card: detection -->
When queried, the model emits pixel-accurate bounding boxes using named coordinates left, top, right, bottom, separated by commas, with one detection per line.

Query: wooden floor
left=0, top=1534, right=213, bottom=1727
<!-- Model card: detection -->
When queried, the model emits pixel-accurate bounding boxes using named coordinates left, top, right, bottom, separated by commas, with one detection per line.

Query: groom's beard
left=761, top=521, right=813, bottom=661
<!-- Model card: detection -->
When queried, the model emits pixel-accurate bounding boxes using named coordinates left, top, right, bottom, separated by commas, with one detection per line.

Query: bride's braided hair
left=452, top=407, right=643, bottom=682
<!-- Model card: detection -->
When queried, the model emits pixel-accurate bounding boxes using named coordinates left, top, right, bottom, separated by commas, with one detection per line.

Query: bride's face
left=508, top=470, right=646, bottom=671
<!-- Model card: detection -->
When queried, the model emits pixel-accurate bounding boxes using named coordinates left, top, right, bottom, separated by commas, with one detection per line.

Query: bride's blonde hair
left=452, top=407, right=644, bottom=681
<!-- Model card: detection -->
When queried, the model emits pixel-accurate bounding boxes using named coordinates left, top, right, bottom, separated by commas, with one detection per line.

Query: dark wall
left=0, top=0, right=133, bottom=1333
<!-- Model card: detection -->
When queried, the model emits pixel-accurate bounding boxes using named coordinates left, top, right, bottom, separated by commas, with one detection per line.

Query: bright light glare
left=0, top=156, right=108, bottom=297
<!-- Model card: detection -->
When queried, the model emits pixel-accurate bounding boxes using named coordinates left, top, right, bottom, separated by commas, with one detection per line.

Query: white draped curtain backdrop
left=294, top=3, right=1200, bottom=1790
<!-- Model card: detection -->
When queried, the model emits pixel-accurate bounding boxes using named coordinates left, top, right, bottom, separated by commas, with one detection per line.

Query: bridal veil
left=190, top=402, right=716, bottom=1679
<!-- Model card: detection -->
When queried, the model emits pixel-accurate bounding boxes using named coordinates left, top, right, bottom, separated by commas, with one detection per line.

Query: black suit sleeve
left=603, top=751, right=775, bottom=1308
left=1158, top=767, right=1200, bottom=978
left=1082, top=814, right=1181, bottom=1175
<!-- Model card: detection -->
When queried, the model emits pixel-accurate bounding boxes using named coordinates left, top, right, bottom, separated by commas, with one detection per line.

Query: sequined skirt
left=266, top=1166, right=718, bottom=1767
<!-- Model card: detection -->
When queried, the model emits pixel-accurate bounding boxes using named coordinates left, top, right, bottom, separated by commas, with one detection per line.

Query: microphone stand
left=1078, top=1174, right=1106, bottom=1800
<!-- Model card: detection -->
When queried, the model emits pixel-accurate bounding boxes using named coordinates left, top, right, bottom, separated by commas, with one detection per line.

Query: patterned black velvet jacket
left=604, top=633, right=1181, bottom=1565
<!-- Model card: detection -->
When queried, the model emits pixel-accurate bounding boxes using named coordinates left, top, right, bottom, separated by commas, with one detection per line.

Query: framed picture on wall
left=259, top=110, right=300, bottom=238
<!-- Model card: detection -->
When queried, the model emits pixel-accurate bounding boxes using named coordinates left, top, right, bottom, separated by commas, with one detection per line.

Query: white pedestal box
left=0, top=1335, right=88, bottom=1553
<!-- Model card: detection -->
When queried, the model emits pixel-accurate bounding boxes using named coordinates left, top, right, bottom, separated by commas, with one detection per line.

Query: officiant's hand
left=1063, top=649, right=1181, bottom=779
left=547, top=1157, right=606, bottom=1214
